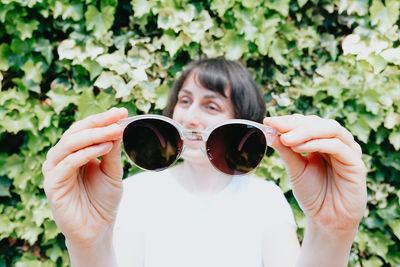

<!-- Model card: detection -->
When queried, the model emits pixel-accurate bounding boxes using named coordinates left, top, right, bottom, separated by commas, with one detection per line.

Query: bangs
left=191, top=60, right=230, bottom=97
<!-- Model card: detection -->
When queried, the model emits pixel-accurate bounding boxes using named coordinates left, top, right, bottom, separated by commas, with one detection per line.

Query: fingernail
left=110, top=123, right=122, bottom=130
left=110, top=107, right=118, bottom=113
left=282, top=132, right=294, bottom=142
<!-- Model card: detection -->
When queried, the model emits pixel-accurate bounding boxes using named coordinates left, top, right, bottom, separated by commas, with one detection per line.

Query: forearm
left=296, top=220, right=358, bottom=267
left=66, top=232, right=117, bottom=267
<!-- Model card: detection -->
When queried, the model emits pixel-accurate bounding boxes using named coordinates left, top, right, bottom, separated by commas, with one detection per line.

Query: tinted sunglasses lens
left=206, top=124, right=266, bottom=175
left=123, top=119, right=183, bottom=171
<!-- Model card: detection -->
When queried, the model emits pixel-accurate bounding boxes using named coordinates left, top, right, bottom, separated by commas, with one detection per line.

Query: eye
left=177, top=96, right=191, bottom=106
left=206, top=102, right=220, bottom=112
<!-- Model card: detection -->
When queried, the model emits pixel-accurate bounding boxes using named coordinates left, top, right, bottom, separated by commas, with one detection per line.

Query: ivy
left=0, top=0, right=399, bottom=265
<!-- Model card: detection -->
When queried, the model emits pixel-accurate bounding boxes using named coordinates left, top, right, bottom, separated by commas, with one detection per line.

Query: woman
left=42, top=58, right=367, bottom=267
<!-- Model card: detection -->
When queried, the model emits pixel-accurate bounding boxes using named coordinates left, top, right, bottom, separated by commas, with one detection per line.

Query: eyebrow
left=179, top=88, right=225, bottom=100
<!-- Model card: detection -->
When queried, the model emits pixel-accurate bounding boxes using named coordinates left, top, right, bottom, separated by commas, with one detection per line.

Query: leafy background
left=0, top=0, right=399, bottom=266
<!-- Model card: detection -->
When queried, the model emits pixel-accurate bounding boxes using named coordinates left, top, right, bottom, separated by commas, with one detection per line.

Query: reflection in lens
left=206, top=124, right=266, bottom=175
left=123, top=119, right=183, bottom=171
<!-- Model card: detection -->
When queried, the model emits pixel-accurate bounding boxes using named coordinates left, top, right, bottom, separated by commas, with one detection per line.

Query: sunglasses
left=119, top=115, right=277, bottom=176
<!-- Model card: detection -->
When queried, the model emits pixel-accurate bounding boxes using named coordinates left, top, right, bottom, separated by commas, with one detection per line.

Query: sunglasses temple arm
left=237, top=128, right=259, bottom=151
left=264, top=127, right=278, bottom=146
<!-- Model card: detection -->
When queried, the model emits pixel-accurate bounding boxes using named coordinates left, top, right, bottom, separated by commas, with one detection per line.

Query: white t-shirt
left=114, top=169, right=296, bottom=267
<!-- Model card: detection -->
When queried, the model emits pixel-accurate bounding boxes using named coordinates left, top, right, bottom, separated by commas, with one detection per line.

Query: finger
left=48, top=123, right=124, bottom=166
left=45, top=142, right=114, bottom=190
left=100, top=139, right=123, bottom=180
left=264, top=115, right=360, bottom=155
left=291, top=138, right=363, bottom=169
left=269, top=134, right=307, bottom=181
left=65, top=107, right=128, bottom=136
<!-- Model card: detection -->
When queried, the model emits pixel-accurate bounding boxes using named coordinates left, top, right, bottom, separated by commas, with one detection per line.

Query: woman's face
left=172, top=72, right=235, bottom=163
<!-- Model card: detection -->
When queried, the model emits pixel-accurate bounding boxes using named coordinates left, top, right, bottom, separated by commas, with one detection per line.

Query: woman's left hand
left=264, top=114, right=367, bottom=234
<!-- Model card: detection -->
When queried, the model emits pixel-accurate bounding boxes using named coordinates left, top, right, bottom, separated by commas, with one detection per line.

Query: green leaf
left=21, top=60, right=43, bottom=84
left=0, top=3, right=14, bottom=23
left=389, top=130, right=400, bottom=150
left=85, top=5, right=115, bottom=38
left=220, top=30, right=248, bottom=60
left=96, top=51, right=131, bottom=75
left=135, top=99, right=151, bottom=113
left=46, top=86, right=79, bottom=114
left=17, top=218, right=43, bottom=245
left=389, top=219, right=400, bottom=240
left=27, top=131, right=50, bottom=153
left=384, top=109, right=400, bottom=129
left=58, top=39, right=83, bottom=61
left=370, top=0, right=400, bottom=32
left=0, top=43, right=11, bottom=71
left=269, top=37, right=287, bottom=65
left=182, top=10, right=213, bottom=43
left=81, top=59, right=103, bottom=80
left=94, top=71, right=133, bottom=99
left=154, top=84, right=170, bottom=110
left=210, top=0, right=235, bottom=16
left=320, top=33, right=338, bottom=60
left=0, top=87, right=29, bottom=106
left=381, top=47, right=400, bottom=65
left=75, top=88, right=117, bottom=120
left=15, top=19, right=39, bottom=40
left=298, top=0, right=308, bottom=8
left=0, top=176, right=11, bottom=197
left=0, top=110, right=36, bottom=135
left=34, top=38, right=53, bottom=64
left=338, top=0, right=369, bottom=16
left=131, top=0, right=154, bottom=17
left=346, top=116, right=370, bottom=143
left=376, top=199, right=400, bottom=220
left=52, top=1, right=83, bottom=21
left=362, top=90, right=381, bottom=114
left=43, top=220, right=60, bottom=243
left=34, top=104, right=52, bottom=130
left=160, top=31, right=183, bottom=57
left=356, top=230, right=395, bottom=258
left=46, top=243, right=64, bottom=262
left=265, top=0, right=290, bottom=16
left=362, top=256, right=384, bottom=267
left=242, top=0, right=263, bottom=9
left=4, top=154, right=24, bottom=184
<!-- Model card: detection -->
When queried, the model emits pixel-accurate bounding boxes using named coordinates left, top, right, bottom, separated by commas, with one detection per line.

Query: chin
left=181, top=149, right=209, bottom=165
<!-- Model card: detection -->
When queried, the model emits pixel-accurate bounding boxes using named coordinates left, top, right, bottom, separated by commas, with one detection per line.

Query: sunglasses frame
left=118, top=114, right=278, bottom=175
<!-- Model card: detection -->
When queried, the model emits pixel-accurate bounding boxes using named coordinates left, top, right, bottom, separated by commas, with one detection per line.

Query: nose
left=181, top=104, right=202, bottom=129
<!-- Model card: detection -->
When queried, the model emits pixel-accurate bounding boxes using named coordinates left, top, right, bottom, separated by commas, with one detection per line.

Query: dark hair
left=163, top=58, right=266, bottom=123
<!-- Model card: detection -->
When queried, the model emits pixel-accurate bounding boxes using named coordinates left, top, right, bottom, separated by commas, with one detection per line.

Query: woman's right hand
left=42, top=107, right=128, bottom=248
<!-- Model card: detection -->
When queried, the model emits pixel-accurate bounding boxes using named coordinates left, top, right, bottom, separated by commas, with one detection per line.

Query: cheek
left=171, top=105, right=181, bottom=121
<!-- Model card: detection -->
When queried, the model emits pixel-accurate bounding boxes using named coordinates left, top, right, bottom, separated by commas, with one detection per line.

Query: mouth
left=183, top=139, right=203, bottom=149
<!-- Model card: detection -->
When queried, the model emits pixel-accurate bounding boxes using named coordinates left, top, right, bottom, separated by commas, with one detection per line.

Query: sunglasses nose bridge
left=182, top=129, right=205, bottom=142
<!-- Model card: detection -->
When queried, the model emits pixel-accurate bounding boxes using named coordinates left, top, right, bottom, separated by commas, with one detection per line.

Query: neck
left=172, top=161, right=232, bottom=196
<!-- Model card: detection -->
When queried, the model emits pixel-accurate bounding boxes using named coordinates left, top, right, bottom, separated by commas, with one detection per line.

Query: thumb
left=100, top=138, right=123, bottom=180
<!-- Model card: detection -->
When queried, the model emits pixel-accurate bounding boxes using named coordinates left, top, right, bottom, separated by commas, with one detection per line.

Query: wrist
left=297, top=219, right=358, bottom=267
left=305, top=218, right=359, bottom=241
left=66, top=229, right=117, bottom=267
